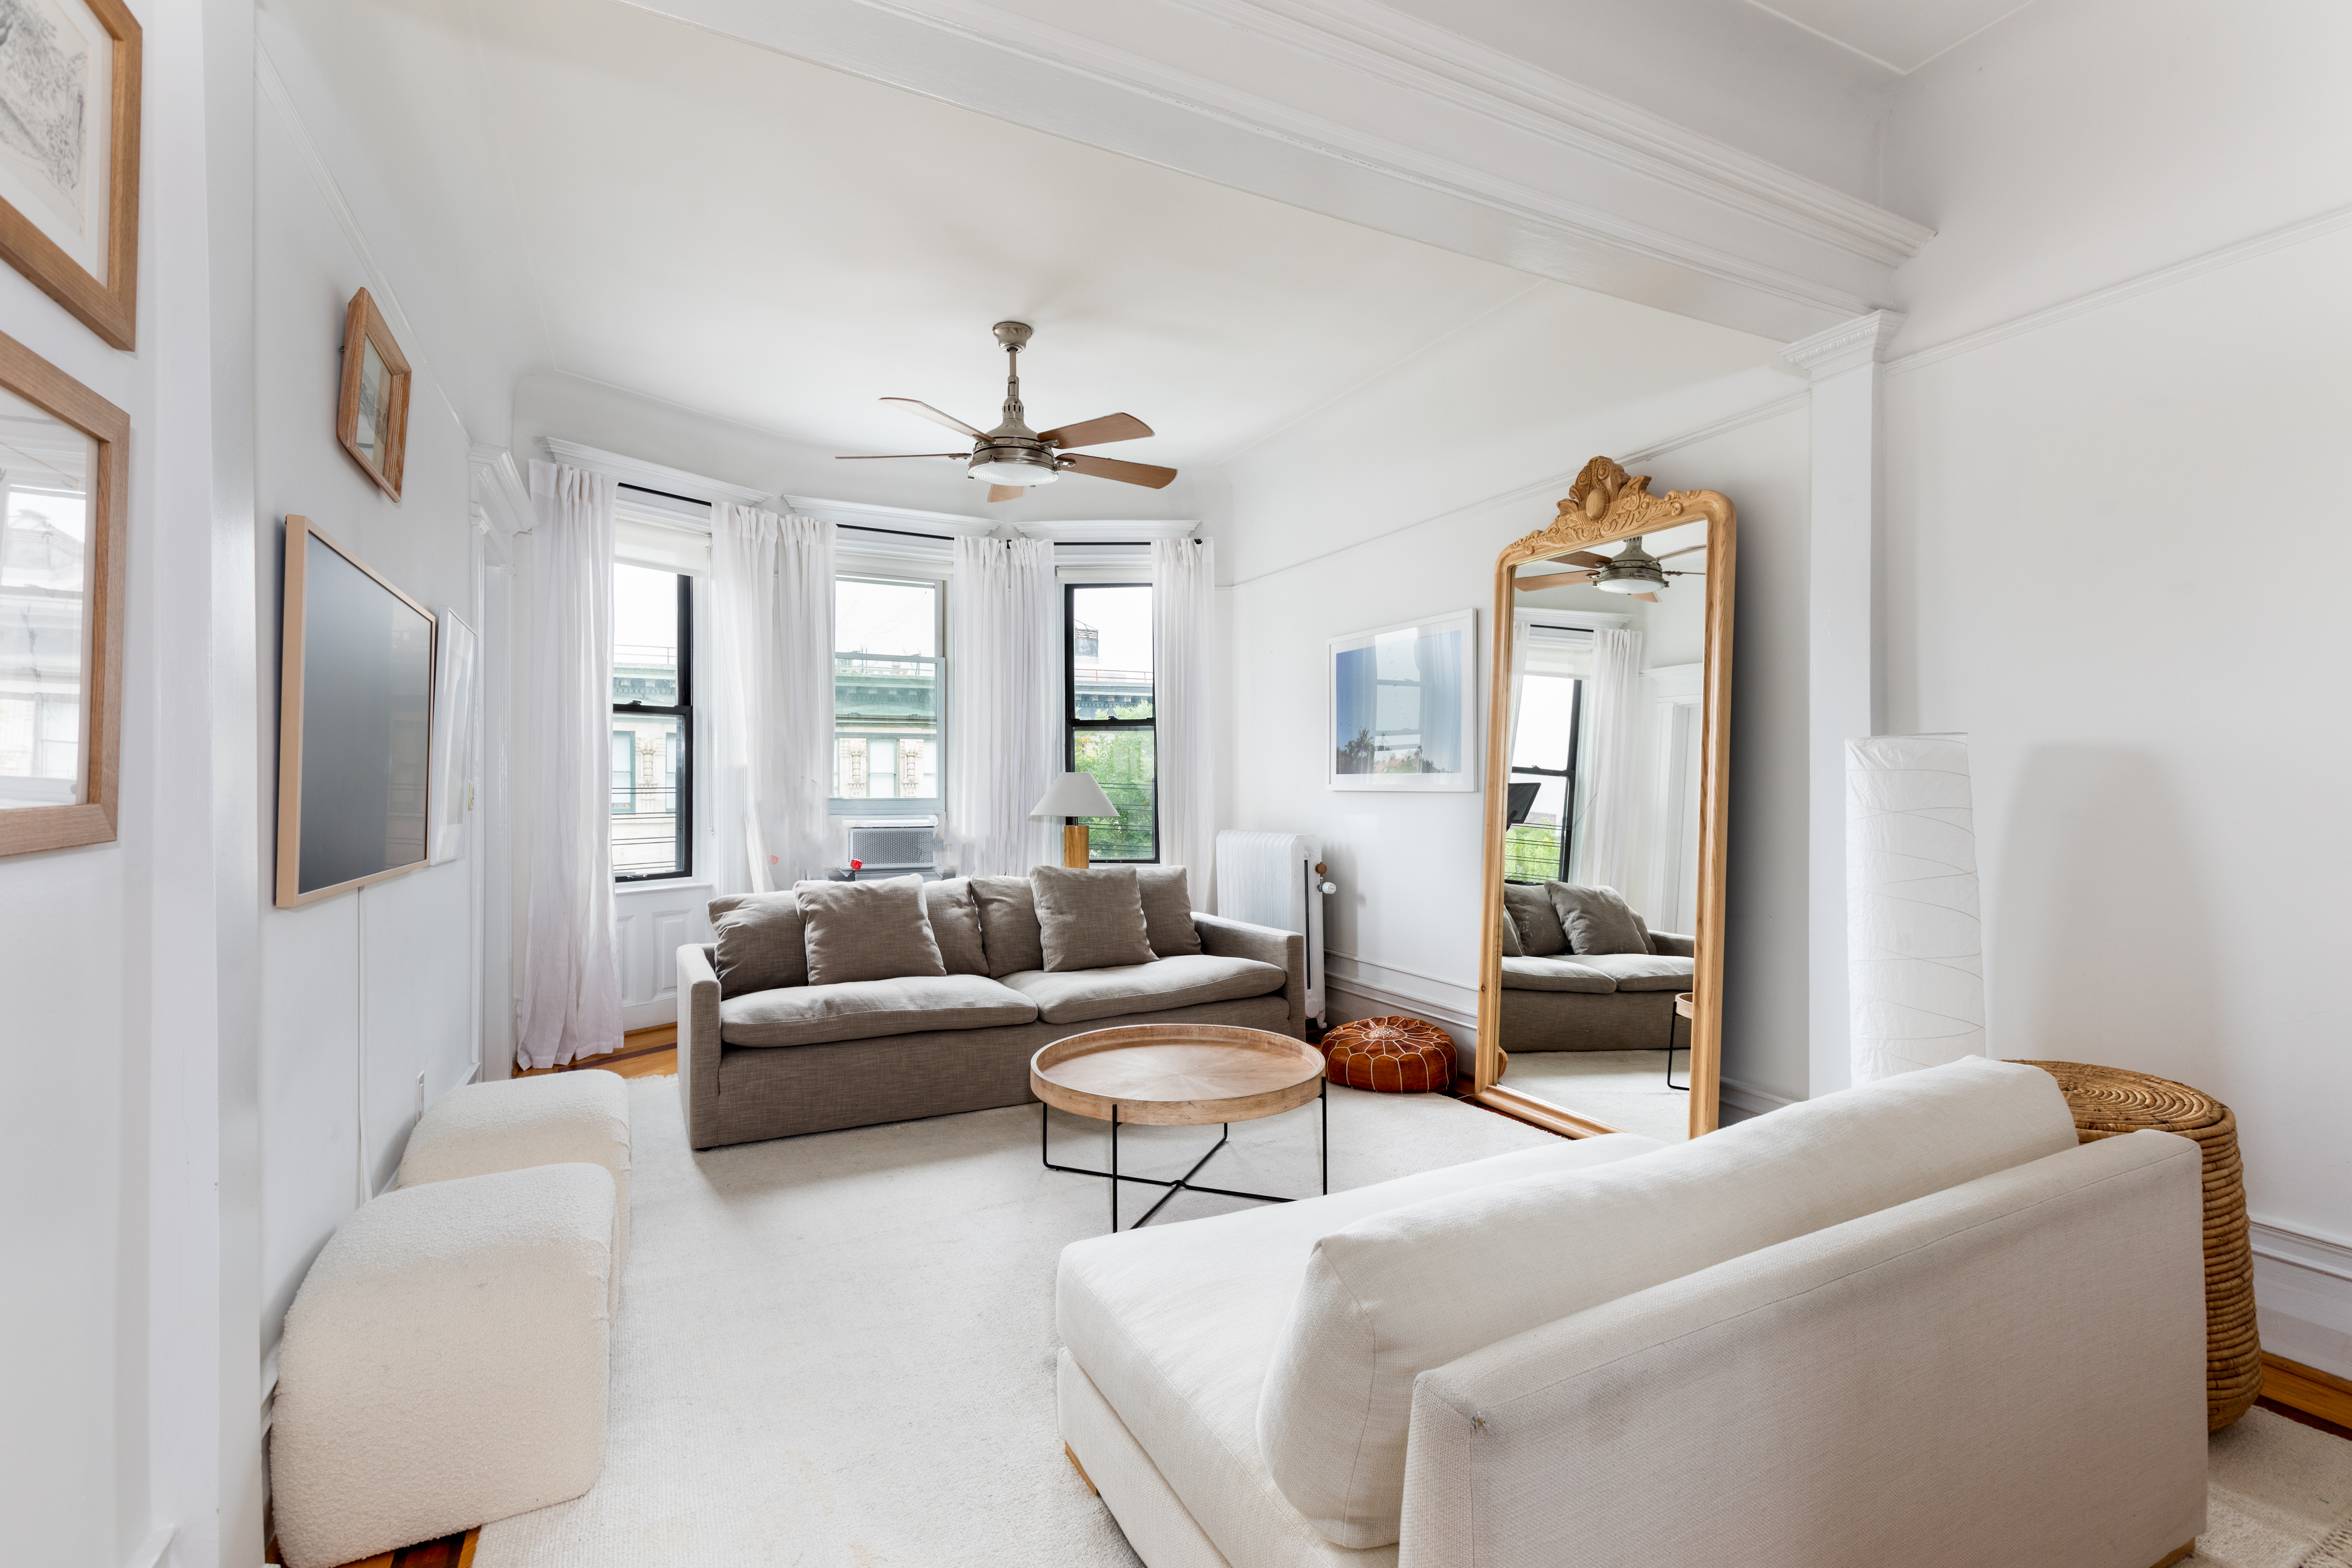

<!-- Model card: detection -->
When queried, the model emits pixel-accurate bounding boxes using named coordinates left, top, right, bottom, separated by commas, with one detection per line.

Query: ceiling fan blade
left=1656, top=544, right=1707, bottom=561
left=1515, top=571, right=1596, bottom=591
left=1059, top=452, right=1177, bottom=490
left=1037, top=412, right=1154, bottom=448
left=1632, top=591, right=1659, bottom=602
left=1558, top=551, right=1610, bottom=567
left=834, top=452, right=967, bottom=461
left=880, top=397, right=986, bottom=439
left=986, top=485, right=1024, bottom=503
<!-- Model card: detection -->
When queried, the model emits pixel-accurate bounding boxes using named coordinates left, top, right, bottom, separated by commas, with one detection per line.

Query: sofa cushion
left=1497, top=956, right=1618, bottom=992
left=1135, top=865, right=1203, bottom=958
left=1559, top=951, right=1693, bottom=992
left=1254, top=1056, right=2083, bottom=1549
left=1058, top=1135, right=1666, bottom=1568
left=793, top=876, right=945, bottom=986
left=1501, top=883, right=1568, bottom=956
left=923, top=878, right=990, bottom=976
left=1033, top=864, right=1157, bottom=972
left=1548, top=882, right=1649, bottom=955
left=973, top=875, right=1046, bottom=977
left=719, top=973, right=1036, bottom=1047
left=1006, top=954, right=1285, bottom=1026
left=707, top=891, right=806, bottom=994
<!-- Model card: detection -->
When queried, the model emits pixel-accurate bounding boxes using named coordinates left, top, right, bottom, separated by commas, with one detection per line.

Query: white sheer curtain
left=519, top=461, right=623, bottom=1070
left=946, top=536, right=1056, bottom=876
left=710, top=502, right=836, bottom=895
left=1576, top=625, right=1644, bottom=895
left=1151, top=537, right=1216, bottom=904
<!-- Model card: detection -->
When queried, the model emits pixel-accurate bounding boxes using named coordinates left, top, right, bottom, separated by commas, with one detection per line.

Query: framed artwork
left=1328, top=607, right=1478, bottom=792
left=276, top=514, right=437, bottom=907
left=337, top=287, right=412, bottom=500
left=0, top=0, right=141, bottom=349
left=0, top=324, right=127, bottom=855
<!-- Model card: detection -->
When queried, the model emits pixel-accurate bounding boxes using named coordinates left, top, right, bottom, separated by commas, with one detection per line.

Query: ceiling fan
left=1513, top=537, right=1705, bottom=602
left=836, top=321, right=1178, bottom=503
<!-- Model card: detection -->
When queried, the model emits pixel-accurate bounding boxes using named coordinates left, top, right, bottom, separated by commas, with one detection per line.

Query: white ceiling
left=272, top=0, right=1802, bottom=507
left=1743, top=0, right=2038, bottom=73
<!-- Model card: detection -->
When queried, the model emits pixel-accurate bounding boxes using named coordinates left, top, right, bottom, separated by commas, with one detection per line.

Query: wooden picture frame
left=0, top=327, right=127, bottom=857
left=336, top=288, right=412, bottom=500
left=1472, top=457, right=1736, bottom=1140
left=0, top=0, right=142, bottom=349
left=276, top=514, right=437, bottom=907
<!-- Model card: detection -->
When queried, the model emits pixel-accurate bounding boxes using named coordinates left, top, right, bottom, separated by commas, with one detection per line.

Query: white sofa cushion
left=1057, top=1134, right=1664, bottom=1568
left=1256, top=1055, right=2081, bottom=1549
left=397, top=1069, right=633, bottom=1308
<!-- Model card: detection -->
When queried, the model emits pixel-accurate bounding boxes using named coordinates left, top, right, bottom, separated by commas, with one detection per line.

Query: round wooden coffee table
left=1032, top=1024, right=1328, bottom=1231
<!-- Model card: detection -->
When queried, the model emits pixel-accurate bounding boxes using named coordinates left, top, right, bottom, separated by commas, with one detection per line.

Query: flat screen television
left=275, top=514, right=436, bottom=907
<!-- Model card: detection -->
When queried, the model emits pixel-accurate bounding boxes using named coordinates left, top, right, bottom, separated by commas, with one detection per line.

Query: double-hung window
left=1064, top=582, right=1156, bottom=862
left=833, top=575, right=943, bottom=816
left=611, top=564, right=693, bottom=879
left=1504, top=624, right=1590, bottom=884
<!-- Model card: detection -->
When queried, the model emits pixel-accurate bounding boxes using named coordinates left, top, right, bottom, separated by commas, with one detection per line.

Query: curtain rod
left=618, top=480, right=715, bottom=509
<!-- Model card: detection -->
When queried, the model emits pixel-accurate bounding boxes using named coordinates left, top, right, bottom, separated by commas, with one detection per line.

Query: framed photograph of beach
left=0, top=0, right=141, bottom=349
left=1328, top=608, right=1478, bottom=792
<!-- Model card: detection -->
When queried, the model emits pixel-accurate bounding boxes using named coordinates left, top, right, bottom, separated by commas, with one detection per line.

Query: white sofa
left=1056, top=1057, right=2209, bottom=1568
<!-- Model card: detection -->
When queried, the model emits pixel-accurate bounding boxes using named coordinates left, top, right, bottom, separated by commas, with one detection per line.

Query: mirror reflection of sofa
left=1499, top=881, right=1693, bottom=1052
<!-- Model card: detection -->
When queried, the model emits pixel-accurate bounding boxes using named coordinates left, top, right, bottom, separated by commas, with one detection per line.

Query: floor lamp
left=1033, top=772, right=1117, bottom=868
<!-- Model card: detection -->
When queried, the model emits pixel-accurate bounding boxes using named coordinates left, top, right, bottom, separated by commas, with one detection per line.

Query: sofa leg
left=2148, top=1544, right=2194, bottom=1568
left=1064, top=1442, right=1100, bottom=1496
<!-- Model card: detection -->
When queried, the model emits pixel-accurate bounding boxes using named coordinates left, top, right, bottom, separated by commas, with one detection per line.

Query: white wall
left=1213, top=282, right=1812, bottom=1107
left=1871, top=0, right=2352, bottom=1372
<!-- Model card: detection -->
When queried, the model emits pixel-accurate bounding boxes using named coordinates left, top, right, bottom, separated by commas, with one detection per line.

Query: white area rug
left=1500, top=1048, right=1693, bottom=1142
left=477, top=1077, right=2352, bottom=1568
left=475, top=1077, right=1557, bottom=1567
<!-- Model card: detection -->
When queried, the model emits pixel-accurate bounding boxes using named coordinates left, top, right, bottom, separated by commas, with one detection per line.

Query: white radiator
left=1215, top=830, right=1330, bottom=1024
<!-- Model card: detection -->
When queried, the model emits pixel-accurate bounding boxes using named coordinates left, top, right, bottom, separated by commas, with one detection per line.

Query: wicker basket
left=2014, top=1060, right=2261, bottom=1431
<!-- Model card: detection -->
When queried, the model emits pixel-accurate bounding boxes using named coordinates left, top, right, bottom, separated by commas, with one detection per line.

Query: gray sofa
left=678, top=878, right=1306, bottom=1150
left=1499, top=881, right=1694, bottom=1053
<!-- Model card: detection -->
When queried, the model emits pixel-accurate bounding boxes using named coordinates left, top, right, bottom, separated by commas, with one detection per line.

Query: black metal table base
left=1042, top=1080, right=1328, bottom=1231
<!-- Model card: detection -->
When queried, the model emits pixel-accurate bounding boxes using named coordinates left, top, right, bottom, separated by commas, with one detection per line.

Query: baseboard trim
left=1323, top=971, right=1478, bottom=1038
left=1720, top=1076, right=1798, bottom=1118
left=2261, top=1353, right=2352, bottom=1433
left=2249, top=1218, right=2352, bottom=1383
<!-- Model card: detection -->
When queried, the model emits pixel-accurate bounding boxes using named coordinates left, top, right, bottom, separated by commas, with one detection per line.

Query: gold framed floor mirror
left=1473, top=457, right=1735, bottom=1141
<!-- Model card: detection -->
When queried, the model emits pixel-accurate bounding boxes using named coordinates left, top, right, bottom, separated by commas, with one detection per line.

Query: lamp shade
left=1030, top=771, right=1115, bottom=820
left=1845, top=733, right=1986, bottom=1084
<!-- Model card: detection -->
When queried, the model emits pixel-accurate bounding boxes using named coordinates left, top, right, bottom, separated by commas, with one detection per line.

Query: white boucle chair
left=398, top=1068, right=633, bottom=1307
left=272, top=1163, right=615, bottom=1568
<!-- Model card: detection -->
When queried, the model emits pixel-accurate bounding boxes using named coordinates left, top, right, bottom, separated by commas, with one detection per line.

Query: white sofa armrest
left=1398, top=1130, right=2206, bottom=1568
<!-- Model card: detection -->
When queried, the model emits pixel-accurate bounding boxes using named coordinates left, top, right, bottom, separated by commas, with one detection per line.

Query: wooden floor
left=291, top=1049, right=2351, bottom=1566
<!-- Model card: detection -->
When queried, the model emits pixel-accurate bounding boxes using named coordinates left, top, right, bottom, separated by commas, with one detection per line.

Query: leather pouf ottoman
left=271, top=1164, right=616, bottom=1568
left=1323, top=1016, right=1456, bottom=1093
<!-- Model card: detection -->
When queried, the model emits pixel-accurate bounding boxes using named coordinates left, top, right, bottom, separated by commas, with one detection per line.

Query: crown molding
left=1014, top=519, right=1198, bottom=542
left=618, top=0, right=1918, bottom=340
left=1780, top=309, right=1907, bottom=377
left=782, top=494, right=1002, bottom=537
left=467, top=445, right=533, bottom=541
left=541, top=438, right=771, bottom=504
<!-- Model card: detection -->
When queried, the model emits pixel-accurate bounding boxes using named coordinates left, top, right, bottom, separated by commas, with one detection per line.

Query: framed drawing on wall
left=1328, top=608, right=1478, bottom=792
left=0, top=0, right=142, bottom=349
left=0, top=326, right=128, bottom=855
left=337, top=287, right=412, bottom=500
left=276, top=514, right=437, bottom=907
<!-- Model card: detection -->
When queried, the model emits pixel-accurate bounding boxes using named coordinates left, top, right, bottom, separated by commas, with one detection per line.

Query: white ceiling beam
left=619, top=0, right=1929, bottom=341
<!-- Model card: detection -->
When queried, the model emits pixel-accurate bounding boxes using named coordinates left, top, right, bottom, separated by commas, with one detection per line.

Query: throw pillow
left=972, top=875, right=1046, bottom=977
left=1547, top=882, right=1650, bottom=955
left=1031, top=864, right=1156, bottom=972
left=793, top=876, right=947, bottom=985
left=1132, top=865, right=1203, bottom=958
left=923, top=878, right=990, bottom=976
left=1497, top=906, right=1524, bottom=958
left=706, top=891, right=807, bottom=994
left=1502, top=883, right=1568, bottom=956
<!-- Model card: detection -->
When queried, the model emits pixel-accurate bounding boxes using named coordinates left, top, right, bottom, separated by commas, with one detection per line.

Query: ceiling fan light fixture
left=967, top=448, right=1060, bottom=486
left=1594, top=566, right=1665, bottom=594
